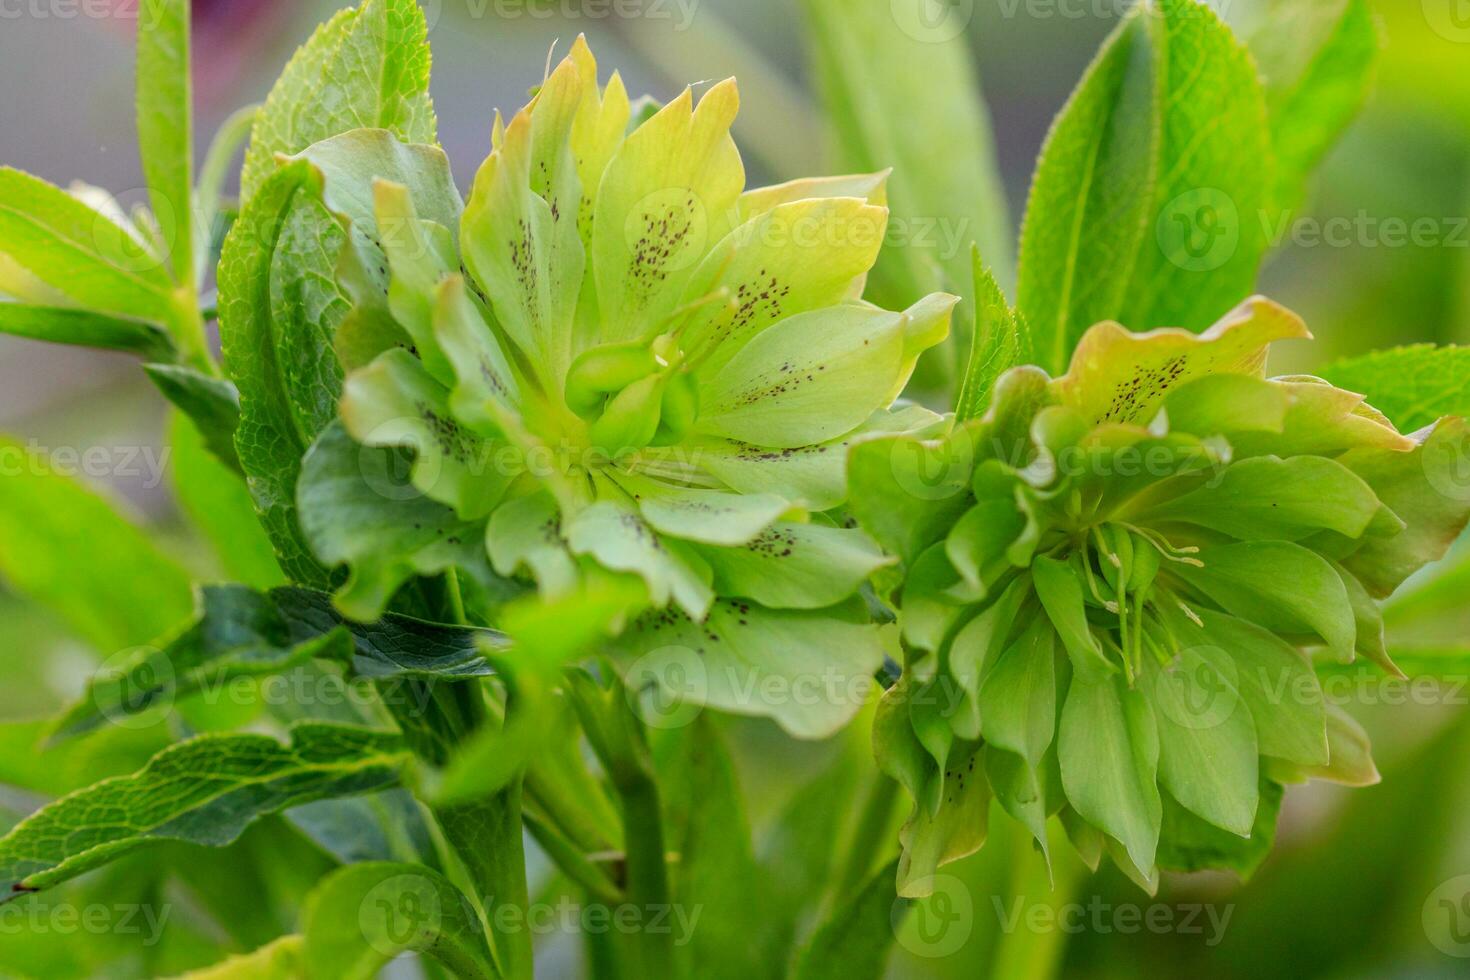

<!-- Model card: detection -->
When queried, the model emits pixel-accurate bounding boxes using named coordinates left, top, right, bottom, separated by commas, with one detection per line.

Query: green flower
left=294, top=38, right=955, bottom=737
left=850, top=297, right=1470, bottom=893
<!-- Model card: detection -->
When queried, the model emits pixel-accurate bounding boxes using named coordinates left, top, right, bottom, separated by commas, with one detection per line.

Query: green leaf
left=1246, top=0, right=1378, bottom=211
left=0, top=434, right=193, bottom=652
left=1157, top=777, right=1282, bottom=879
left=300, top=862, right=495, bottom=980
left=0, top=724, right=409, bottom=901
left=1145, top=646, right=1259, bottom=836
left=218, top=160, right=344, bottom=588
left=956, top=255, right=1031, bottom=422
left=0, top=303, right=173, bottom=359
left=135, top=0, right=194, bottom=283
left=167, top=409, right=284, bottom=588
left=1174, top=541, right=1357, bottom=660
left=298, top=422, right=517, bottom=621
left=977, top=617, right=1058, bottom=769
left=0, top=168, right=175, bottom=321
left=1321, top=344, right=1470, bottom=433
left=148, top=364, right=243, bottom=474
left=1058, top=673, right=1161, bottom=873
left=792, top=858, right=903, bottom=980
left=1018, top=0, right=1271, bottom=374
left=799, top=0, right=1011, bottom=384
left=163, top=936, right=305, bottom=979
left=53, top=584, right=504, bottom=740
left=239, top=0, right=437, bottom=204
left=1339, top=418, right=1470, bottom=597
left=1142, top=454, right=1383, bottom=542
left=895, top=742, right=989, bottom=897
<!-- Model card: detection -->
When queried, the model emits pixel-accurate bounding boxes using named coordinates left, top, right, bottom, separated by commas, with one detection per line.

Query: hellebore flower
left=294, top=39, right=955, bottom=737
left=849, top=297, right=1470, bottom=893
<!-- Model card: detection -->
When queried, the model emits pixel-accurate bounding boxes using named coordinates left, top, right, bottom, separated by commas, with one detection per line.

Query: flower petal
left=486, top=491, right=579, bottom=598
left=566, top=497, right=714, bottom=618
left=592, top=81, right=744, bottom=345
left=696, top=304, right=907, bottom=448
left=462, top=56, right=586, bottom=390
left=737, top=170, right=888, bottom=221
left=614, top=598, right=885, bottom=739
left=1055, top=296, right=1309, bottom=426
left=695, top=521, right=893, bottom=609
left=339, top=349, right=509, bottom=520
left=611, top=470, right=789, bottom=546
left=682, top=197, right=890, bottom=377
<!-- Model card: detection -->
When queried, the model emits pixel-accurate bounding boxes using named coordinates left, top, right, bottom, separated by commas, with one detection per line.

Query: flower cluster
left=296, top=38, right=955, bottom=736
left=849, top=297, right=1470, bottom=892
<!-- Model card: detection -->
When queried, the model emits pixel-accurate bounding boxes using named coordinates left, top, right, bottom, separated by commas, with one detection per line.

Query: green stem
left=620, top=777, right=675, bottom=977
left=523, top=807, right=624, bottom=906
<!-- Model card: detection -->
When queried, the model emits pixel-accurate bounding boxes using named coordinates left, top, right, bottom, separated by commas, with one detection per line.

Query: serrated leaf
left=1019, top=0, right=1271, bottom=373
left=239, top=0, right=437, bottom=204
left=1321, top=344, right=1470, bottom=433
left=53, top=584, right=504, bottom=740
left=135, top=0, right=194, bottom=283
left=218, top=160, right=343, bottom=588
left=0, top=434, right=193, bottom=652
left=957, top=255, right=1030, bottom=421
left=0, top=303, right=174, bottom=359
left=300, top=862, right=494, bottom=980
left=0, top=724, right=409, bottom=901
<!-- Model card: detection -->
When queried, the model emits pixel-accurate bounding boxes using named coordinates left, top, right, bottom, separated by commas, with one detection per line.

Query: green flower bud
left=565, top=341, right=659, bottom=420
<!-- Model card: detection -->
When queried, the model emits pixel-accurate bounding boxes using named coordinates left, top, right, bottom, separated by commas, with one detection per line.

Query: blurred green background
left=1, top=0, right=1468, bottom=976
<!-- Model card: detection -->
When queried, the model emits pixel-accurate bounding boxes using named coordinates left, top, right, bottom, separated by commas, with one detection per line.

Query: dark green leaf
left=0, top=303, right=173, bottom=359
left=957, top=254, right=1031, bottom=421
left=1158, top=777, right=1283, bottom=878
left=148, top=364, right=243, bottom=473
left=0, top=724, right=409, bottom=901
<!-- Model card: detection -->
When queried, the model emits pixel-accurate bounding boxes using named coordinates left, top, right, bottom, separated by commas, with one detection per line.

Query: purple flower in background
left=108, top=0, right=293, bottom=101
